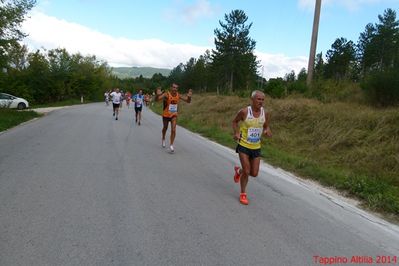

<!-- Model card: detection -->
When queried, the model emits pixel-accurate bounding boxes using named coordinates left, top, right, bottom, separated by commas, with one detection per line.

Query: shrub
left=288, top=81, right=307, bottom=94
left=362, top=69, right=399, bottom=107
left=264, top=78, right=286, bottom=98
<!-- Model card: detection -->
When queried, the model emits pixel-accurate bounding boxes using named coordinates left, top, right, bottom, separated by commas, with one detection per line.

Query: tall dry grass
left=270, top=98, right=399, bottom=183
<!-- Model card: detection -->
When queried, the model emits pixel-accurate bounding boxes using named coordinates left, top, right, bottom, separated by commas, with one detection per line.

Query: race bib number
left=169, top=104, right=178, bottom=113
left=247, top=127, right=261, bottom=143
left=136, top=98, right=142, bottom=107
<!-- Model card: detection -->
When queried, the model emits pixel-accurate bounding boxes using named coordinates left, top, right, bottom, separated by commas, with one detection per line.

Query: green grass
left=0, top=109, right=42, bottom=132
left=151, top=94, right=399, bottom=220
left=31, top=98, right=90, bottom=108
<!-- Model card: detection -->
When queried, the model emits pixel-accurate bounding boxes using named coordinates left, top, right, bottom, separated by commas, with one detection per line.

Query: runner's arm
left=154, top=88, right=166, bottom=102
left=180, top=89, right=193, bottom=103
left=232, top=109, right=245, bottom=141
left=263, top=111, right=272, bottom=137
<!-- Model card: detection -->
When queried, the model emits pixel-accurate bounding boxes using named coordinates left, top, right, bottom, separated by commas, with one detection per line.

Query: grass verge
left=0, top=109, right=42, bottom=132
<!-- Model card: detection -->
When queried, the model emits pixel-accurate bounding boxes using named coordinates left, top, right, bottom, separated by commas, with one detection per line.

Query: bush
left=264, top=78, right=286, bottom=98
left=306, top=79, right=364, bottom=103
left=288, top=81, right=307, bottom=94
left=362, top=69, right=399, bottom=107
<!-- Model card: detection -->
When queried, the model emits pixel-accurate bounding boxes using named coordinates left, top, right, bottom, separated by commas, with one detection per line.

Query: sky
left=21, top=0, right=399, bottom=79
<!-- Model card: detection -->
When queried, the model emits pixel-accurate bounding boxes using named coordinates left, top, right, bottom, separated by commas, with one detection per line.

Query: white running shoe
left=162, top=140, right=166, bottom=148
left=169, top=145, right=174, bottom=153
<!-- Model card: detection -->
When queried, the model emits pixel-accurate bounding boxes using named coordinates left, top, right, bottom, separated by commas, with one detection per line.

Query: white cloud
left=256, top=52, right=308, bottom=80
left=164, top=0, right=218, bottom=24
left=181, top=0, right=216, bottom=24
left=22, top=11, right=307, bottom=79
left=22, top=11, right=207, bottom=69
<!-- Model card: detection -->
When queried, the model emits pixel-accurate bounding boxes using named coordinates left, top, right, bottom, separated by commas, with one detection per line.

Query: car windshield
left=0, top=93, right=15, bottom=100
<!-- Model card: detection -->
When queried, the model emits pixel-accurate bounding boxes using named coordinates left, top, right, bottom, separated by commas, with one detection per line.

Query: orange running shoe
left=233, top=166, right=241, bottom=183
left=239, top=193, right=249, bottom=205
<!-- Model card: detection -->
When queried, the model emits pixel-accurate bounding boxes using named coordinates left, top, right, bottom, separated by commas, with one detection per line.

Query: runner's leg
left=250, top=157, right=261, bottom=177
left=238, top=152, right=251, bottom=194
left=162, top=118, right=169, bottom=147
left=115, top=104, right=119, bottom=119
left=170, top=117, right=177, bottom=146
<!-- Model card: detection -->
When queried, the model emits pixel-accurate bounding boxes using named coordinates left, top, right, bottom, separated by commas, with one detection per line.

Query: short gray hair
left=251, top=90, right=265, bottom=98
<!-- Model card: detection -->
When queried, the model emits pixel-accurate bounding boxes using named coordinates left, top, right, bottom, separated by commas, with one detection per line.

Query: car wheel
left=17, top=102, right=26, bottom=110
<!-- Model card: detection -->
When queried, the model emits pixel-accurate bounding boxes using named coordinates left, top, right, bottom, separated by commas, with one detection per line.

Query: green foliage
left=284, top=69, right=308, bottom=94
left=306, top=79, right=364, bottom=103
left=361, top=68, right=399, bottom=106
left=295, top=8, right=399, bottom=107
left=212, top=9, right=258, bottom=93
left=1, top=48, right=115, bottom=105
left=344, top=175, right=399, bottom=213
left=314, top=53, right=324, bottom=79
left=0, top=0, right=36, bottom=68
left=358, top=8, right=399, bottom=73
left=325, top=37, right=356, bottom=80
left=264, top=78, right=286, bottom=98
left=288, top=81, right=307, bottom=94
left=167, top=63, right=184, bottom=86
left=0, top=108, right=41, bottom=132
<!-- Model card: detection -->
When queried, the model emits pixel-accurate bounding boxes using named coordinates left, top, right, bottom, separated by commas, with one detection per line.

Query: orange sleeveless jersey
left=162, top=92, right=180, bottom=118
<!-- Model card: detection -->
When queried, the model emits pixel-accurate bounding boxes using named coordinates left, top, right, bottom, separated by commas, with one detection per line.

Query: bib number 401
left=247, top=128, right=261, bottom=143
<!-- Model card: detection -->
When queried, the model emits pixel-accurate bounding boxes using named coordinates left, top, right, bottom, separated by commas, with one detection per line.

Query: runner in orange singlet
left=155, top=83, right=192, bottom=153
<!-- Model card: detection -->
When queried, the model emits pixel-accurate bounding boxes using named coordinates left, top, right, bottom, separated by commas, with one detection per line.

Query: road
left=1, top=103, right=398, bottom=265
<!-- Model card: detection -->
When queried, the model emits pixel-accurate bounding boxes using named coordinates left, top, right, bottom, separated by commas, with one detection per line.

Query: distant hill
left=111, top=66, right=171, bottom=79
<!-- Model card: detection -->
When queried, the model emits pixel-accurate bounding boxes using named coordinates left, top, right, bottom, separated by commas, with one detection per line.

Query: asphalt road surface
left=1, top=103, right=398, bottom=266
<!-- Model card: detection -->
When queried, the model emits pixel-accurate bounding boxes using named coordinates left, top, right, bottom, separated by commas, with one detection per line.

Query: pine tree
left=212, top=10, right=258, bottom=93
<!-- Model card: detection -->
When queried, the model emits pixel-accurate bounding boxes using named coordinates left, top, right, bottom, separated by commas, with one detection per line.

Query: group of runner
left=106, top=88, right=145, bottom=124
left=106, top=83, right=272, bottom=206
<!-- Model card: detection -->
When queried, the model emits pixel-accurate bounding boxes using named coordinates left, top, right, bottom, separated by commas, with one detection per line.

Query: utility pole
left=306, top=0, right=322, bottom=86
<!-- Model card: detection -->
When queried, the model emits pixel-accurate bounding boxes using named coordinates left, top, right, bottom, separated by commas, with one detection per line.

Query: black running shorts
left=162, top=116, right=177, bottom=122
left=236, top=144, right=261, bottom=159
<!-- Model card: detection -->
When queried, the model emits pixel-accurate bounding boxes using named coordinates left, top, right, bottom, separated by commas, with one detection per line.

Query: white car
left=0, top=93, right=29, bottom=109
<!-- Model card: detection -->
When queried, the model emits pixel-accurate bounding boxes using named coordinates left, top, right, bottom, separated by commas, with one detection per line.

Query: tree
left=199, top=49, right=215, bottom=92
left=150, top=73, right=167, bottom=88
left=192, top=50, right=212, bottom=92
left=168, top=63, right=184, bottom=86
left=47, top=48, right=73, bottom=100
left=358, top=9, right=399, bottom=73
left=375, top=8, right=399, bottom=69
left=0, top=0, right=36, bottom=69
left=264, top=78, right=285, bottom=98
left=357, top=23, right=377, bottom=74
left=284, top=70, right=296, bottom=82
left=297, top=68, right=307, bottom=82
left=358, top=9, right=399, bottom=106
left=6, top=42, right=28, bottom=71
left=182, top=57, right=196, bottom=90
left=313, top=52, right=324, bottom=80
left=25, top=50, right=51, bottom=103
left=325, top=37, right=356, bottom=80
left=193, top=55, right=207, bottom=91
left=212, top=9, right=258, bottom=93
